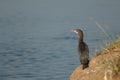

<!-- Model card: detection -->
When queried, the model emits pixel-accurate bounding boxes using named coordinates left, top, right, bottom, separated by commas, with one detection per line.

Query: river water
left=0, top=0, right=120, bottom=80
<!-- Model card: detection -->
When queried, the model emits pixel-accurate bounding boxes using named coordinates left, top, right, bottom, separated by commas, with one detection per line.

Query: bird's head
left=71, top=29, right=84, bottom=41
left=71, top=29, right=83, bottom=35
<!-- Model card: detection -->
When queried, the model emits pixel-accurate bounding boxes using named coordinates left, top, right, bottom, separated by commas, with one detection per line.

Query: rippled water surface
left=0, top=0, right=120, bottom=80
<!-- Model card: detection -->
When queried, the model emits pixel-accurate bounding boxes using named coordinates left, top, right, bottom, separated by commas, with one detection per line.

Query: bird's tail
left=80, top=54, right=89, bottom=70
left=83, top=61, right=89, bottom=70
left=82, top=59, right=89, bottom=70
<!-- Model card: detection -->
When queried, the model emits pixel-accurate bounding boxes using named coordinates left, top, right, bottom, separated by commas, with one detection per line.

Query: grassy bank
left=70, top=37, right=120, bottom=80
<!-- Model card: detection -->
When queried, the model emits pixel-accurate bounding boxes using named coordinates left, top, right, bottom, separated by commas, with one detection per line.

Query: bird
left=71, top=29, right=89, bottom=70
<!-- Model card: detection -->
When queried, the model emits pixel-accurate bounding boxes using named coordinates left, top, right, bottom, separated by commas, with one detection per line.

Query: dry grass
left=101, top=37, right=120, bottom=76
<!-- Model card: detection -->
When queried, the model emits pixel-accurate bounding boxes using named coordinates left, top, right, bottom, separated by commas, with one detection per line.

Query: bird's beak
left=71, top=30, right=78, bottom=34
left=71, top=30, right=75, bottom=32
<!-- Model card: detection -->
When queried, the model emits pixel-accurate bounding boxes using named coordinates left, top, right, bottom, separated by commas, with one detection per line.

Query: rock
left=70, top=38, right=120, bottom=80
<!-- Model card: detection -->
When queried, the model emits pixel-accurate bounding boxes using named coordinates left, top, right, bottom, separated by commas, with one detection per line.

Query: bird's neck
left=79, top=38, right=83, bottom=44
left=78, top=33, right=83, bottom=42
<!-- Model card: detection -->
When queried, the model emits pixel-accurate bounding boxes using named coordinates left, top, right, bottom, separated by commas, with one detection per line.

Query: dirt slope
left=70, top=38, right=120, bottom=80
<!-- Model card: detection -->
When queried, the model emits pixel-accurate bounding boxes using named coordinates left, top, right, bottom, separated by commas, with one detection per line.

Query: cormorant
left=72, top=29, right=89, bottom=70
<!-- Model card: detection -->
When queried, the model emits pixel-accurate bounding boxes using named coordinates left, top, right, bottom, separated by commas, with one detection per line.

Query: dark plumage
left=72, top=29, right=89, bottom=70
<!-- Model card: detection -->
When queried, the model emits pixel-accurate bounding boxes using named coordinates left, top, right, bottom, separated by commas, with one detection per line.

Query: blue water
left=0, top=0, right=120, bottom=80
